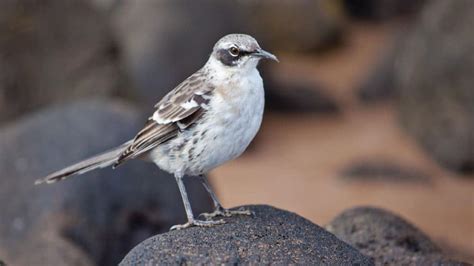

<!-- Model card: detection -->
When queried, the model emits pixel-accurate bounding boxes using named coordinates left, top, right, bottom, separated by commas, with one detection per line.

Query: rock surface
left=0, top=100, right=212, bottom=266
left=0, top=0, right=127, bottom=124
left=326, top=207, right=467, bottom=265
left=394, top=0, right=474, bottom=174
left=120, top=205, right=374, bottom=265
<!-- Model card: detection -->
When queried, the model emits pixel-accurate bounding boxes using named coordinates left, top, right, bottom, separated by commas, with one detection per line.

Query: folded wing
left=114, top=69, right=214, bottom=166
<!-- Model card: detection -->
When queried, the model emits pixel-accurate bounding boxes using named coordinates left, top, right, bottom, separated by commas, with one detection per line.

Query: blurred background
left=0, top=0, right=472, bottom=265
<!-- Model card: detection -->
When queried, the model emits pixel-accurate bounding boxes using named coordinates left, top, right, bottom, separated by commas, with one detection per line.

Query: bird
left=35, top=33, right=278, bottom=230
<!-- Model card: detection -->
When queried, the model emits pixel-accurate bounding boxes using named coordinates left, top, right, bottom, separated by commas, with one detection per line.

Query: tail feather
left=35, top=140, right=133, bottom=185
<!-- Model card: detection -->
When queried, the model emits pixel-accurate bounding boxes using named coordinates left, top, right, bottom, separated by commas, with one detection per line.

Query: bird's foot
left=169, top=218, right=225, bottom=231
left=200, top=206, right=254, bottom=220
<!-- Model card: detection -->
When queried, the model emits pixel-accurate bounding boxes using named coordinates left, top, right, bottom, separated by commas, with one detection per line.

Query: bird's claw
left=200, top=207, right=254, bottom=220
left=169, top=219, right=225, bottom=231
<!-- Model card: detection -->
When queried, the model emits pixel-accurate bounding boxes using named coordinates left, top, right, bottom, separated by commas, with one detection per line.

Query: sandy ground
left=209, top=22, right=474, bottom=262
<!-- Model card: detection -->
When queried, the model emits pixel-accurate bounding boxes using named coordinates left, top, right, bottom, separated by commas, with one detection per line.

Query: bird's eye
left=229, top=46, right=240, bottom=57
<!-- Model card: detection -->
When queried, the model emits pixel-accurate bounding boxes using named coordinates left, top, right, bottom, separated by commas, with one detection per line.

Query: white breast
left=149, top=64, right=265, bottom=177
left=194, top=68, right=264, bottom=174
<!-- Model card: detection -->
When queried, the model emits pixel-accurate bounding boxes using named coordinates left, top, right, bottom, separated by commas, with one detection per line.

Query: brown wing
left=114, top=69, right=214, bottom=167
left=152, top=69, right=213, bottom=124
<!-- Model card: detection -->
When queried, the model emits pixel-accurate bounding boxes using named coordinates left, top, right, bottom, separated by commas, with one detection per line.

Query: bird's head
left=208, top=34, right=278, bottom=74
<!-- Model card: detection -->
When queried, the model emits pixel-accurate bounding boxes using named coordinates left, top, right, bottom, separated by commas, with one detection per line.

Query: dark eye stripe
left=239, top=50, right=254, bottom=57
left=216, top=48, right=255, bottom=66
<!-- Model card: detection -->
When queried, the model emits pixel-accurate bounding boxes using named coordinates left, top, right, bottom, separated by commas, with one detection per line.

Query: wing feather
left=114, top=68, right=214, bottom=166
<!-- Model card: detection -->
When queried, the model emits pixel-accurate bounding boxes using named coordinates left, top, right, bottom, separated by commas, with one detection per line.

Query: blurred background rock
left=395, top=0, right=474, bottom=174
left=0, top=0, right=472, bottom=265
left=0, top=0, right=128, bottom=124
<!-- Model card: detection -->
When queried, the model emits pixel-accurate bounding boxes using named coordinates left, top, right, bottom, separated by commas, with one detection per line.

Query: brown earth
left=209, top=22, right=474, bottom=263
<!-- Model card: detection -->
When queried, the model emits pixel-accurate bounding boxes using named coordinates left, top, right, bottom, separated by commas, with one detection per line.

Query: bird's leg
left=170, top=173, right=224, bottom=230
left=198, top=175, right=253, bottom=220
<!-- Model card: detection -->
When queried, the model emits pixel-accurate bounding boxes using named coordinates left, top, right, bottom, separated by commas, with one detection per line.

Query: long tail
left=35, top=140, right=133, bottom=185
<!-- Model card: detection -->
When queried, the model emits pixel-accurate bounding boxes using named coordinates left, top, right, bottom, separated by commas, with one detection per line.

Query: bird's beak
left=253, top=48, right=279, bottom=62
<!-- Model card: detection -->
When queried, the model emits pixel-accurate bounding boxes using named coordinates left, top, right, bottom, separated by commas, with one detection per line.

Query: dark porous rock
left=394, top=0, right=474, bottom=174
left=0, top=100, right=212, bottom=266
left=340, top=160, right=431, bottom=183
left=120, top=205, right=374, bottom=265
left=0, top=0, right=127, bottom=124
left=326, top=207, right=468, bottom=265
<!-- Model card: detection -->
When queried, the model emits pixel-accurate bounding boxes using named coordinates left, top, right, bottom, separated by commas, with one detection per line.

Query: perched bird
left=35, top=34, right=278, bottom=230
